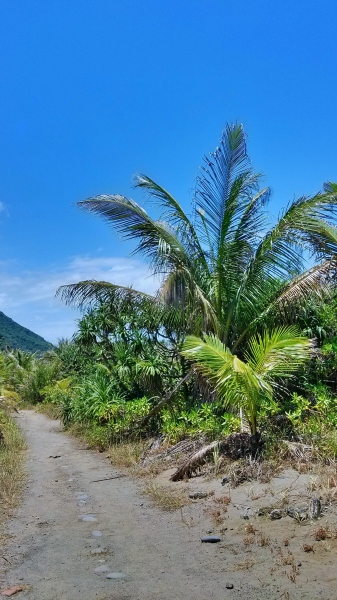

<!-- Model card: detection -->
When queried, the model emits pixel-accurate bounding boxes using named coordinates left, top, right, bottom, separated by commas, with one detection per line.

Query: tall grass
left=0, top=409, right=26, bottom=526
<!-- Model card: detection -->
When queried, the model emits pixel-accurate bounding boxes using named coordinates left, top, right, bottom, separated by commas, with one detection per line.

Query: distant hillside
left=0, top=311, right=53, bottom=353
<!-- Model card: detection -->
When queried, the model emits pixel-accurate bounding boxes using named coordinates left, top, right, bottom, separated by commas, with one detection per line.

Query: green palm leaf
left=181, top=329, right=311, bottom=434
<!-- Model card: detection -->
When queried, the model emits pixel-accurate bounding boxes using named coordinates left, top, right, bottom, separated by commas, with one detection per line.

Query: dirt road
left=1, top=411, right=336, bottom=599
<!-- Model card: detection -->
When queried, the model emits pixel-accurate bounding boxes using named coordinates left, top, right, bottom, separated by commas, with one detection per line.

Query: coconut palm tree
left=57, top=124, right=337, bottom=427
left=58, top=123, right=337, bottom=352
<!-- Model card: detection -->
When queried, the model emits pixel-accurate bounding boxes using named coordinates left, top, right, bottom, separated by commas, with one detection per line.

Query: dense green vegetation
left=0, top=311, right=52, bottom=353
left=2, top=123, right=337, bottom=461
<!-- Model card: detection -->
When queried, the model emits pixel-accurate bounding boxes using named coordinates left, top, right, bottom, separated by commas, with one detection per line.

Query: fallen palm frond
left=140, top=435, right=206, bottom=467
left=169, top=432, right=266, bottom=482
left=283, top=441, right=313, bottom=461
left=170, top=440, right=219, bottom=481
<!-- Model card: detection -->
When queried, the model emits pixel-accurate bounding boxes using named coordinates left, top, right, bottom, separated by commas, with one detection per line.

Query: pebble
left=270, top=509, right=283, bottom=520
left=92, top=531, right=103, bottom=537
left=226, top=582, right=234, bottom=589
left=201, top=536, right=221, bottom=543
left=82, top=516, right=97, bottom=522
left=309, top=497, right=321, bottom=519
left=286, top=507, right=308, bottom=521
left=94, top=565, right=110, bottom=573
left=91, top=548, right=106, bottom=555
left=76, top=493, right=88, bottom=500
left=106, top=572, right=127, bottom=579
left=189, top=491, right=208, bottom=499
left=221, top=476, right=230, bottom=485
left=77, top=501, right=86, bottom=507
left=68, top=478, right=74, bottom=482
left=258, top=507, right=272, bottom=516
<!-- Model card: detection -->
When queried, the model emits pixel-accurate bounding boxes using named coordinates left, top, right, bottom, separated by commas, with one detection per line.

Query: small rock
left=201, top=536, right=221, bottom=543
left=287, top=507, right=308, bottom=521
left=77, top=501, right=86, bottom=507
left=78, top=514, right=97, bottom=522
left=106, top=572, right=127, bottom=579
left=94, top=565, right=110, bottom=573
left=92, top=530, right=103, bottom=537
left=240, top=513, right=250, bottom=520
left=270, top=509, right=283, bottom=520
left=258, top=507, right=272, bottom=516
left=309, top=497, right=321, bottom=519
left=91, top=548, right=106, bottom=555
left=226, top=583, right=234, bottom=589
left=189, top=491, right=208, bottom=499
left=221, top=477, right=230, bottom=485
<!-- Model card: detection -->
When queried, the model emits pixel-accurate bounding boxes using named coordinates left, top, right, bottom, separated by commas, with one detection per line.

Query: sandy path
left=1, top=410, right=263, bottom=600
left=2, top=410, right=336, bottom=600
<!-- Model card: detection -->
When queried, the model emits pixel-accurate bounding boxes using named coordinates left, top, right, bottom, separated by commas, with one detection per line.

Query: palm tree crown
left=58, top=123, right=337, bottom=353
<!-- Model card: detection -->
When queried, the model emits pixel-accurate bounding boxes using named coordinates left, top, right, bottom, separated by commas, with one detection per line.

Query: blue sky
left=0, top=0, right=336, bottom=343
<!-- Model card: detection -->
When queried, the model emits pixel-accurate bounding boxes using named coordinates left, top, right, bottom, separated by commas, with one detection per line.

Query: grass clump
left=108, top=441, right=145, bottom=469
left=144, top=482, right=190, bottom=511
left=0, top=408, right=26, bottom=524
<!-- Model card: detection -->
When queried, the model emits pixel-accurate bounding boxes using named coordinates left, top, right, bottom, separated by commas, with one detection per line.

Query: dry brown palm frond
left=140, top=435, right=205, bottom=467
left=170, top=440, right=219, bottom=481
left=275, top=259, right=336, bottom=310
left=283, top=440, right=313, bottom=461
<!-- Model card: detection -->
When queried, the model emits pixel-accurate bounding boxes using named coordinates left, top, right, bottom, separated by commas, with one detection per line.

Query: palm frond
left=246, top=326, right=312, bottom=379
left=194, top=124, right=270, bottom=324
left=195, top=124, right=248, bottom=234
left=181, top=334, right=233, bottom=375
left=135, top=174, right=210, bottom=275
left=78, top=194, right=189, bottom=272
left=181, top=334, right=264, bottom=434
left=235, top=188, right=337, bottom=331
left=182, top=330, right=311, bottom=435
left=274, top=260, right=336, bottom=309
left=158, top=269, right=218, bottom=333
left=134, top=174, right=192, bottom=231
left=56, top=280, right=154, bottom=309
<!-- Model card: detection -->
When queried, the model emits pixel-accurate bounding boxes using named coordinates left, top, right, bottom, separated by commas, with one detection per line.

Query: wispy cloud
left=0, top=256, right=158, bottom=344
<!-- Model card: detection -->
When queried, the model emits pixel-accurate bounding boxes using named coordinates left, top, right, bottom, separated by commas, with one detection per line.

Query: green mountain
left=0, top=311, right=53, bottom=353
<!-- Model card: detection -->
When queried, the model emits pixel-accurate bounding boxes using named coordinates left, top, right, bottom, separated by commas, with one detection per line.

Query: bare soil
left=1, top=411, right=337, bottom=599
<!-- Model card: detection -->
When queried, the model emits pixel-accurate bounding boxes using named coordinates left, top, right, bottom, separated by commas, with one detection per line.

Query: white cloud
left=0, top=256, right=159, bottom=344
